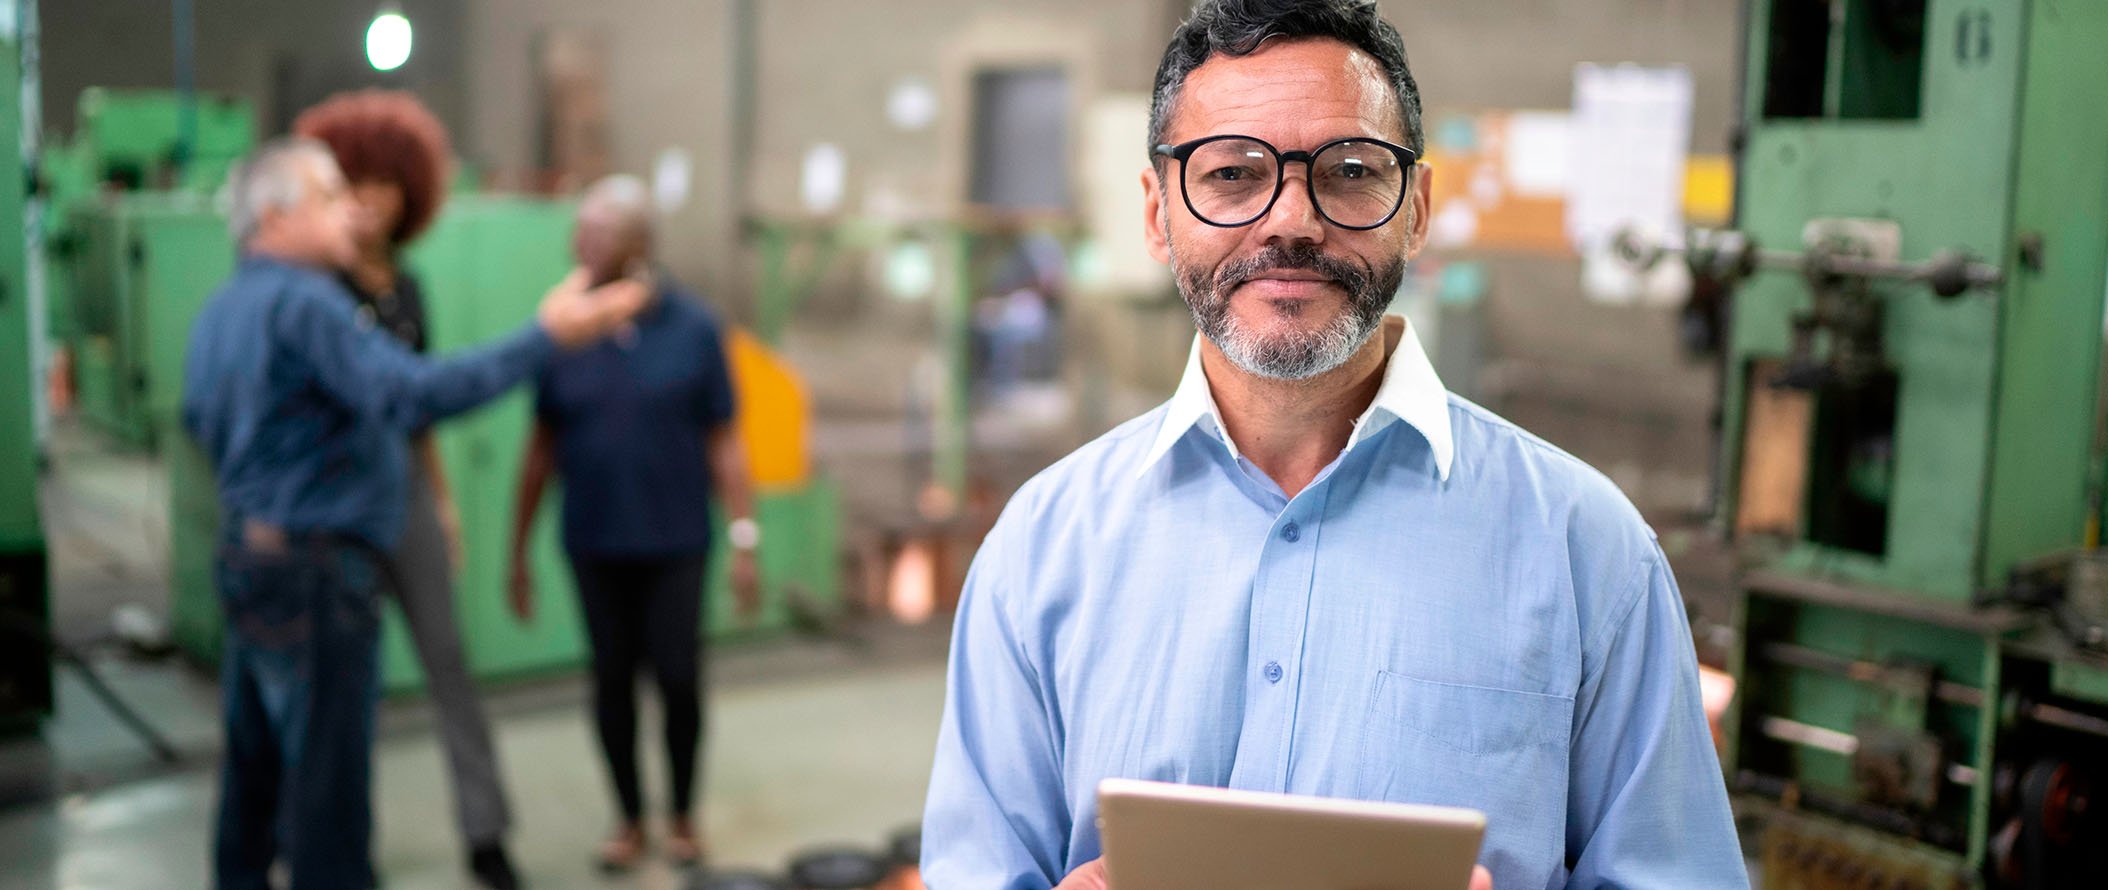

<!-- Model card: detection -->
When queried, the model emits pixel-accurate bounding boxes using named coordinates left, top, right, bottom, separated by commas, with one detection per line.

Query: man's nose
left=1252, top=169, right=1325, bottom=245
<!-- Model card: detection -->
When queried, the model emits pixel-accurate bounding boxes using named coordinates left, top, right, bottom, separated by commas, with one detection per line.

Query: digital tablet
left=1097, top=778, right=1486, bottom=890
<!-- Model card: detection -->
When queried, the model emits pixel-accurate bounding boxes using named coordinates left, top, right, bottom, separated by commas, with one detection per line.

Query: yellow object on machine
left=726, top=326, right=811, bottom=490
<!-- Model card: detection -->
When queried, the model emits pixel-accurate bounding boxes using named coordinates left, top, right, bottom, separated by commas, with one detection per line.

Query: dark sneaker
left=468, top=844, right=521, bottom=890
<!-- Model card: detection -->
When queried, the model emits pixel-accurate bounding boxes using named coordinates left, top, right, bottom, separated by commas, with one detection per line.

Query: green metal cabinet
left=376, top=197, right=587, bottom=684
left=1722, top=1, right=2104, bottom=600
left=0, top=1, right=51, bottom=729
left=59, top=194, right=233, bottom=450
left=41, top=89, right=255, bottom=450
left=70, top=88, right=254, bottom=192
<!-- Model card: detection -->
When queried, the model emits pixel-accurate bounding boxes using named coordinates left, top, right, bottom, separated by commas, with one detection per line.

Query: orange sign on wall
left=1419, top=109, right=1732, bottom=255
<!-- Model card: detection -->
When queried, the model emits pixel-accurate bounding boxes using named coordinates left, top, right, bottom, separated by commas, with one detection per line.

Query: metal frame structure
left=1681, top=2, right=2108, bottom=885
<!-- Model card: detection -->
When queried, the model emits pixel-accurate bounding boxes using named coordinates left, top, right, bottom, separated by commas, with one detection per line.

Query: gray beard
left=1175, top=241, right=1405, bottom=381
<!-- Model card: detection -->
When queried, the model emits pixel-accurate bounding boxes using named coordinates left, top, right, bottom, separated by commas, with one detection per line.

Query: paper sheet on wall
left=1565, top=63, right=1692, bottom=250
left=1566, top=63, right=1693, bottom=306
left=1078, top=94, right=1171, bottom=298
left=1502, top=112, right=1572, bottom=199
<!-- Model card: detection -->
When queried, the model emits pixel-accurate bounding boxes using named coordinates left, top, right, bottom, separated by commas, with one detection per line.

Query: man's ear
left=1142, top=166, right=1171, bottom=265
left=249, top=204, right=285, bottom=245
left=1402, top=163, right=1434, bottom=259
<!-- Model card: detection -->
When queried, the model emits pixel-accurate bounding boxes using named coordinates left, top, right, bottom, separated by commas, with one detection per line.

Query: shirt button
left=1280, top=522, right=1301, bottom=543
left=1263, top=661, right=1284, bottom=684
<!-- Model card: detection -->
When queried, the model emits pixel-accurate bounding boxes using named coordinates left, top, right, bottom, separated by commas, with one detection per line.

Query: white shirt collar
left=1136, top=314, right=1454, bottom=481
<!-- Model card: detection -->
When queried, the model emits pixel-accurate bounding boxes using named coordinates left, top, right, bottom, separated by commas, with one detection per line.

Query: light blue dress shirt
left=922, top=317, right=1745, bottom=889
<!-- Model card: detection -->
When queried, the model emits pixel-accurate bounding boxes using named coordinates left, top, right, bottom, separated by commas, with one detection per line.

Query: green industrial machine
left=55, top=193, right=235, bottom=450
left=0, top=0, right=52, bottom=730
left=1632, top=2, right=2108, bottom=886
left=748, top=214, right=1080, bottom=508
left=166, top=196, right=844, bottom=691
left=42, top=89, right=255, bottom=449
left=749, top=217, right=983, bottom=502
left=52, top=88, right=254, bottom=194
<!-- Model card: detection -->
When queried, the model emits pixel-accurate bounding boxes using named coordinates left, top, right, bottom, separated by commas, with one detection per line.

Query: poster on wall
left=1566, top=63, right=1694, bottom=306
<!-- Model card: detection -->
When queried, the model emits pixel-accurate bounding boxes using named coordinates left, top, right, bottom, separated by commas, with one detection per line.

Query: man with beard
left=918, top=2, right=1746, bottom=889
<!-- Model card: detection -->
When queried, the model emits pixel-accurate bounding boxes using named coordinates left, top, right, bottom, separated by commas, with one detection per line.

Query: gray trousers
left=393, top=464, right=513, bottom=846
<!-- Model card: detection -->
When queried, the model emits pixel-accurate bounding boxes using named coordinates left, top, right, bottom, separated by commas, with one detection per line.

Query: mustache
left=1213, top=243, right=1371, bottom=297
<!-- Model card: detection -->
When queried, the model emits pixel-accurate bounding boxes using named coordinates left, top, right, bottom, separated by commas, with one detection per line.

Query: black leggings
left=568, top=554, right=708, bottom=822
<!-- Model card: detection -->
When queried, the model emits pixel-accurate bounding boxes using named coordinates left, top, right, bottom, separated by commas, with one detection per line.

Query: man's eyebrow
left=1181, top=129, right=1391, bottom=142
left=1284, top=133, right=1401, bottom=149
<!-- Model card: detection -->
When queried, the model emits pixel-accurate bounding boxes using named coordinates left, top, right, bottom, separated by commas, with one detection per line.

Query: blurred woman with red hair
left=294, top=90, right=520, bottom=890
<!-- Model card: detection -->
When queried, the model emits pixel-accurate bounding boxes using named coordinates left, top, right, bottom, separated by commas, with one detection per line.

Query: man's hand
left=537, top=268, right=652, bottom=349
left=508, top=555, right=535, bottom=623
left=1053, top=858, right=1109, bottom=890
left=730, top=550, right=762, bottom=621
left=436, top=494, right=465, bottom=573
left=1051, top=858, right=1489, bottom=889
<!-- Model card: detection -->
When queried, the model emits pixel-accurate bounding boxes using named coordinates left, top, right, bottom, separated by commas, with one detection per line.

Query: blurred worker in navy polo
left=182, top=138, right=648, bottom=890
left=507, top=175, right=759, bottom=871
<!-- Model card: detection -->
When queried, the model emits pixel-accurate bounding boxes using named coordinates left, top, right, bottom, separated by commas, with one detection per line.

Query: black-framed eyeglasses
left=1152, top=134, right=1418, bottom=230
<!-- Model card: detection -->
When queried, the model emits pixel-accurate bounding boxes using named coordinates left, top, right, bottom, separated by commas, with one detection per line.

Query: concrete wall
left=40, top=0, right=469, bottom=143
left=457, top=0, right=1184, bottom=312
left=45, top=0, right=1742, bottom=290
left=743, top=0, right=1181, bottom=217
left=459, top=0, right=739, bottom=297
left=1389, top=0, right=1743, bottom=152
left=46, top=0, right=1747, bottom=512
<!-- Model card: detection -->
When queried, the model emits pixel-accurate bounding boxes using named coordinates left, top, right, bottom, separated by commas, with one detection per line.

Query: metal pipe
left=1753, top=641, right=2108, bottom=740
left=1734, top=771, right=1968, bottom=849
left=1755, top=641, right=1988, bottom=708
left=1757, top=715, right=1979, bottom=787
left=1776, top=250, right=2005, bottom=294
left=729, top=0, right=756, bottom=223
left=1614, top=228, right=2004, bottom=296
left=1761, top=715, right=1858, bottom=755
left=2026, top=701, right=2108, bottom=741
left=171, top=0, right=197, bottom=174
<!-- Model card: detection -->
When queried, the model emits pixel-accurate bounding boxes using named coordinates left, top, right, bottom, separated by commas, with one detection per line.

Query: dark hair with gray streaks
left=1148, top=0, right=1424, bottom=157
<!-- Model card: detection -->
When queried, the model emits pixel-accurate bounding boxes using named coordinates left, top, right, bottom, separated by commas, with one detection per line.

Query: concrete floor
left=1, top=651, right=946, bottom=890
left=35, top=424, right=174, bottom=645
left=9, top=416, right=958, bottom=889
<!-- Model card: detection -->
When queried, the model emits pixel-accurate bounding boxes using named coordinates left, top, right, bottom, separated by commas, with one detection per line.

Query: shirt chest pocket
left=1355, top=671, right=1572, bottom=881
left=1361, top=671, right=1572, bottom=759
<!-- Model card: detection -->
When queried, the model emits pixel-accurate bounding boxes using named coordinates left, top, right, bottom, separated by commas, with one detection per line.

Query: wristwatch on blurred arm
left=728, top=517, right=761, bottom=552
